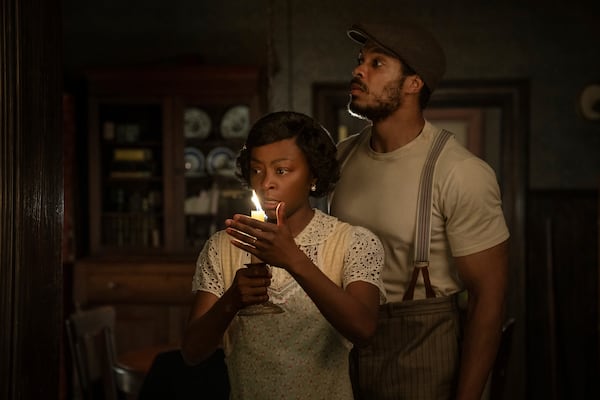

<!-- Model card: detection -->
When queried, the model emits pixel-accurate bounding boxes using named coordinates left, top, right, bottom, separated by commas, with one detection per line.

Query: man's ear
left=406, top=75, right=424, bottom=94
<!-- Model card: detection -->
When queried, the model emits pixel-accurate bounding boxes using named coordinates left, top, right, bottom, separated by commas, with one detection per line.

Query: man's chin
left=347, top=104, right=371, bottom=121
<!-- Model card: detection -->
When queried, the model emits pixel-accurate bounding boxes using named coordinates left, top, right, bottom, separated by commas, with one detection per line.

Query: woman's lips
left=261, top=200, right=280, bottom=211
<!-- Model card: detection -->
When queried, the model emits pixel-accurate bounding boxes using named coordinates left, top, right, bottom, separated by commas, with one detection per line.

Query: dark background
left=1, top=1, right=598, bottom=399
left=62, top=1, right=600, bottom=399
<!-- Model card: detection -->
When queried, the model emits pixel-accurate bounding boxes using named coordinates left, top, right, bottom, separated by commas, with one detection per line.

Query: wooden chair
left=65, top=306, right=145, bottom=400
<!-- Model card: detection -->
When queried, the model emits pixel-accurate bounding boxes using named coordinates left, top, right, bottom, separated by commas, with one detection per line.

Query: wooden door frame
left=0, top=0, right=63, bottom=399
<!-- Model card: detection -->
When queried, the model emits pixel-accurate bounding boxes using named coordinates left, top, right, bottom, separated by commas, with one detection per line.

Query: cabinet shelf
left=78, top=65, right=266, bottom=359
left=85, top=64, right=266, bottom=258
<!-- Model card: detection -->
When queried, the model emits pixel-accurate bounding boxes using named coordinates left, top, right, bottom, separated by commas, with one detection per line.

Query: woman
left=181, top=111, right=385, bottom=399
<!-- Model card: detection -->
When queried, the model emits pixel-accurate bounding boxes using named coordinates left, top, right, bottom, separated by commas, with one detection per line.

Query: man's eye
left=372, top=59, right=383, bottom=67
left=356, top=56, right=364, bottom=65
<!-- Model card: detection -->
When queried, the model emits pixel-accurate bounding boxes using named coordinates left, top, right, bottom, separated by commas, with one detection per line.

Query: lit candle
left=250, top=191, right=266, bottom=222
left=249, top=190, right=265, bottom=263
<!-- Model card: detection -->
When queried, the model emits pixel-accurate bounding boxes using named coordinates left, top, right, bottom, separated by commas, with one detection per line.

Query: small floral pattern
left=192, top=210, right=385, bottom=399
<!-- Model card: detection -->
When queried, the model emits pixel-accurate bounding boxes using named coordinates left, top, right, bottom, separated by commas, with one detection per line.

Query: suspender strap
left=403, top=129, right=453, bottom=301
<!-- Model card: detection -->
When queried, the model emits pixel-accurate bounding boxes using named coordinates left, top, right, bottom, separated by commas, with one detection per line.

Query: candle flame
left=251, top=190, right=262, bottom=211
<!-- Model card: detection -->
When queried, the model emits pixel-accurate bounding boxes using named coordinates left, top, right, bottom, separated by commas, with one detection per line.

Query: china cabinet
left=74, top=64, right=266, bottom=352
left=85, top=64, right=266, bottom=257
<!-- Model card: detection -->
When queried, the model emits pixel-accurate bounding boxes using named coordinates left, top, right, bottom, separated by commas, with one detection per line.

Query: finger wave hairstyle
left=236, top=111, right=340, bottom=197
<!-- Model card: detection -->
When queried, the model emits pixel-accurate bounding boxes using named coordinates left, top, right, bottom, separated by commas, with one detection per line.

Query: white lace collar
left=294, top=209, right=337, bottom=247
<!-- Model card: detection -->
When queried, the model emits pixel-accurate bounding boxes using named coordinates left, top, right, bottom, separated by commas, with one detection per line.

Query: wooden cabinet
left=75, top=65, right=266, bottom=352
left=73, top=259, right=195, bottom=352
left=86, top=65, right=266, bottom=257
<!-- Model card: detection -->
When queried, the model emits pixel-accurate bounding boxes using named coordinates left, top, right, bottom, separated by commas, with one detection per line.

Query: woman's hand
left=182, top=263, right=272, bottom=365
left=227, top=263, right=272, bottom=309
left=225, top=202, right=308, bottom=272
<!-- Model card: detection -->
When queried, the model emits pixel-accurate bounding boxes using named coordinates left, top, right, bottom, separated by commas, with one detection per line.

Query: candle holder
left=237, top=262, right=285, bottom=316
left=239, top=191, right=283, bottom=315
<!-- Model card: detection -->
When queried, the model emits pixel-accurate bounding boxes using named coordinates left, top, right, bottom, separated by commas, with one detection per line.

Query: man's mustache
left=350, top=78, right=367, bottom=92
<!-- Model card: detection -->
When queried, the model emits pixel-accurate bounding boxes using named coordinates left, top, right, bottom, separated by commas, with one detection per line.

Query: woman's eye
left=251, top=167, right=262, bottom=175
left=276, top=167, right=288, bottom=175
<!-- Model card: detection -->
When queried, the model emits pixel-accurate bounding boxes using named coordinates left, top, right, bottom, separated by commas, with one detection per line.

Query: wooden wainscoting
left=526, top=189, right=599, bottom=399
left=73, top=259, right=196, bottom=353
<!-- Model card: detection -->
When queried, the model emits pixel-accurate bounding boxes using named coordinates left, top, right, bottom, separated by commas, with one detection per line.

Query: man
left=330, top=21, right=509, bottom=400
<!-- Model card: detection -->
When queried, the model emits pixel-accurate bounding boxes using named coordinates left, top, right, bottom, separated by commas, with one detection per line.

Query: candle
left=251, top=210, right=266, bottom=221
left=250, top=191, right=266, bottom=222
left=249, top=190, right=264, bottom=262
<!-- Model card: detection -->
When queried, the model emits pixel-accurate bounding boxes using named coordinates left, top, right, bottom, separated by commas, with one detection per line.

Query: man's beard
left=348, top=77, right=406, bottom=123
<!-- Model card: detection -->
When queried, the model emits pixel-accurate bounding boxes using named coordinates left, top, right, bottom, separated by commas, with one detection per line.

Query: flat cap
left=347, top=22, right=446, bottom=91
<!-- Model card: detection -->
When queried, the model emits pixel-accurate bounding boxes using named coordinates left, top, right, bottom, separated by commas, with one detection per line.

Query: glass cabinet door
left=85, top=65, right=267, bottom=258
left=181, top=103, right=253, bottom=252
left=91, top=101, right=165, bottom=253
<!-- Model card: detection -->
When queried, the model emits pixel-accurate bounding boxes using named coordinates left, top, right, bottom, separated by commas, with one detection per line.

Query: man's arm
left=454, top=240, right=509, bottom=400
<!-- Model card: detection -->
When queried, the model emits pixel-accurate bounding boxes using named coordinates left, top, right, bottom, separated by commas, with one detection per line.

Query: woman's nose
left=260, top=172, right=275, bottom=190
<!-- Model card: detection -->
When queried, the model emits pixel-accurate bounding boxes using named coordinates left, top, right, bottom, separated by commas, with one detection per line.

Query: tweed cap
left=347, top=22, right=446, bottom=91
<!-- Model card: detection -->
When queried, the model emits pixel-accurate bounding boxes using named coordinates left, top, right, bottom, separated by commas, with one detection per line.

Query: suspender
left=336, top=126, right=453, bottom=301
left=402, top=129, right=453, bottom=301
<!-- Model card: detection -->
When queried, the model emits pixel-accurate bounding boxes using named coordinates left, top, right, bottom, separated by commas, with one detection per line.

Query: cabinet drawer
left=75, top=260, right=196, bottom=305
left=86, top=273, right=193, bottom=304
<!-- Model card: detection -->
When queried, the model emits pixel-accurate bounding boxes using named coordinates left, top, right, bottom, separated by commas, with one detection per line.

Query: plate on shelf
left=220, top=105, right=250, bottom=139
left=206, top=146, right=237, bottom=176
left=184, top=147, right=205, bottom=175
left=184, top=107, right=212, bottom=139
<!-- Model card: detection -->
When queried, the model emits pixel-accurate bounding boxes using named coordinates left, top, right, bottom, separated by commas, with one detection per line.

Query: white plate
left=184, top=107, right=212, bottom=139
left=206, top=146, right=237, bottom=175
left=184, top=147, right=204, bottom=175
left=220, top=105, right=250, bottom=139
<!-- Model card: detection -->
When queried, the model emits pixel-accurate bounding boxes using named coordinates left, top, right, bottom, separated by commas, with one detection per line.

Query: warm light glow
left=250, top=190, right=266, bottom=222
left=251, top=190, right=262, bottom=212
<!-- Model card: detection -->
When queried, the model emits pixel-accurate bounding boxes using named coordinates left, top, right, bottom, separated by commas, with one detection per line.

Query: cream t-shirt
left=330, top=121, right=509, bottom=302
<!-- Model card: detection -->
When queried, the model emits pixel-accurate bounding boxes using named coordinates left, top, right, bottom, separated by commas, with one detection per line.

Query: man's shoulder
left=424, top=124, right=486, bottom=166
left=423, top=121, right=499, bottom=185
left=337, top=126, right=371, bottom=163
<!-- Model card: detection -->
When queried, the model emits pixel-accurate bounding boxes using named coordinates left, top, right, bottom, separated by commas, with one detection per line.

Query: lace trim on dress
left=192, top=234, right=226, bottom=296
left=342, top=226, right=386, bottom=303
left=294, top=209, right=336, bottom=246
left=192, top=210, right=385, bottom=303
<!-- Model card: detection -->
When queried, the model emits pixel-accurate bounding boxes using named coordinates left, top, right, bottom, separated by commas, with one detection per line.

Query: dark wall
left=63, top=1, right=600, bottom=399
left=64, top=0, right=600, bottom=190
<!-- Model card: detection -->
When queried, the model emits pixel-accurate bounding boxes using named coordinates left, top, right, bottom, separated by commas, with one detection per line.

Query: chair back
left=65, top=306, right=119, bottom=400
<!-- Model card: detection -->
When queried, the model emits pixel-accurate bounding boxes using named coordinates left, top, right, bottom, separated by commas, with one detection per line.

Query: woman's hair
left=236, top=111, right=340, bottom=197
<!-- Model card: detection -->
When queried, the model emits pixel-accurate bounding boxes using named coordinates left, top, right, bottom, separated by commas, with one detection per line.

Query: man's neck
left=370, top=108, right=425, bottom=153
